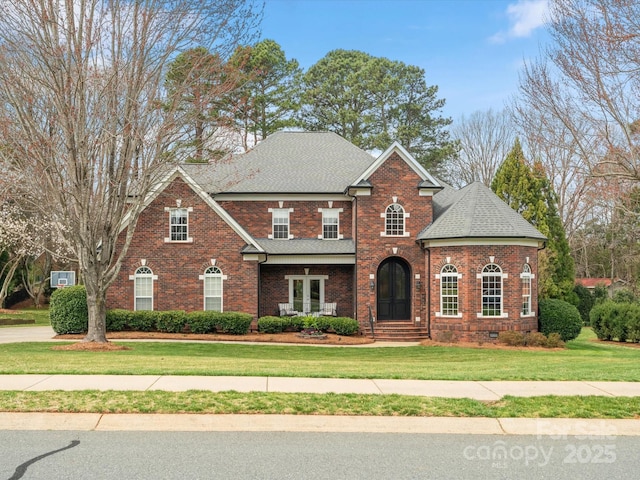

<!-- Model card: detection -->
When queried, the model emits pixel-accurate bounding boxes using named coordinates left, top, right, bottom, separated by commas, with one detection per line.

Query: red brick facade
left=107, top=177, right=259, bottom=316
left=107, top=144, right=543, bottom=342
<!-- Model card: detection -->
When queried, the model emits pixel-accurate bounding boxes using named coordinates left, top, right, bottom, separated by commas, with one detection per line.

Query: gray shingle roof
left=243, top=239, right=356, bottom=255
left=419, top=182, right=547, bottom=241
left=187, top=131, right=376, bottom=194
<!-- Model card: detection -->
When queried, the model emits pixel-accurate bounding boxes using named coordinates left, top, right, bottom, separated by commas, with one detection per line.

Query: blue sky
left=259, top=0, right=550, bottom=121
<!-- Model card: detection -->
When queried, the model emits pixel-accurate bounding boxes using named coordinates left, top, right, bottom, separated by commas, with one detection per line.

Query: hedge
left=590, top=301, right=640, bottom=342
left=156, top=311, right=188, bottom=333
left=538, top=298, right=582, bottom=342
left=105, top=309, right=253, bottom=335
left=257, top=315, right=360, bottom=336
left=257, top=316, right=286, bottom=333
left=49, top=285, right=88, bottom=334
left=329, top=317, right=359, bottom=336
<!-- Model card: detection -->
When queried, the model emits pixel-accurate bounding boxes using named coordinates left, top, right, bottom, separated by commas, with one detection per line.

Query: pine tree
left=491, top=139, right=576, bottom=301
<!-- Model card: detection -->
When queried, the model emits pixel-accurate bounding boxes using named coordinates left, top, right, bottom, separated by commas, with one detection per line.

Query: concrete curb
left=0, top=413, right=638, bottom=435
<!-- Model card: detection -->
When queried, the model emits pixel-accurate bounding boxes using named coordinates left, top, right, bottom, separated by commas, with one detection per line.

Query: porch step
left=362, top=321, right=430, bottom=342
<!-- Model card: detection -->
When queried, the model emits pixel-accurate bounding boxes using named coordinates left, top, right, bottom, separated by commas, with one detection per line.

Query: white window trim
left=380, top=204, right=410, bottom=237
left=520, top=265, right=536, bottom=317
left=268, top=207, right=294, bottom=240
left=199, top=266, right=228, bottom=312
left=129, top=267, right=158, bottom=311
left=476, top=265, right=508, bottom=318
left=318, top=207, right=344, bottom=240
left=164, top=206, right=194, bottom=243
left=436, top=266, right=463, bottom=318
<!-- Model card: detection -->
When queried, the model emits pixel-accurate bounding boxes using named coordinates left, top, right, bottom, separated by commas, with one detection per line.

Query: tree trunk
left=83, top=287, right=109, bottom=343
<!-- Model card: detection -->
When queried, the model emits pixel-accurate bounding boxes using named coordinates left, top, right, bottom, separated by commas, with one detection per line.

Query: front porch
left=259, top=264, right=354, bottom=318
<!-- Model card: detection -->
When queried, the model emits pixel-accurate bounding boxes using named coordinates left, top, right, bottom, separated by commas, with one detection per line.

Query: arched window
left=134, top=266, right=154, bottom=311
left=204, top=266, right=223, bottom=311
left=521, top=264, right=532, bottom=316
left=481, top=264, right=503, bottom=317
left=440, top=264, right=459, bottom=316
left=385, top=203, right=405, bottom=236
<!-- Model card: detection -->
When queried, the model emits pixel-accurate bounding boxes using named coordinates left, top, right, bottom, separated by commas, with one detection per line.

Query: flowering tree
left=0, top=202, right=71, bottom=307
left=0, top=0, right=260, bottom=341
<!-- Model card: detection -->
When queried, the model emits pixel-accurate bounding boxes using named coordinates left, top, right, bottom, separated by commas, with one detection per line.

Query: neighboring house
left=107, top=131, right=546, bottom=341
left=575, top=278, right=623, bottom=298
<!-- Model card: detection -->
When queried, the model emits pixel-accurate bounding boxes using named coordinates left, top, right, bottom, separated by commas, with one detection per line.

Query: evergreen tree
left=228, top=39, right=302, bottom=151
left=298, top=49, right=456, bottom=172
left=492, top=139, right=576, bottom=301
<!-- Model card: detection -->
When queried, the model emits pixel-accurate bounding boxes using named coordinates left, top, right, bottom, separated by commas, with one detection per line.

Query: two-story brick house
left=106, top=131, right=546, bottom=341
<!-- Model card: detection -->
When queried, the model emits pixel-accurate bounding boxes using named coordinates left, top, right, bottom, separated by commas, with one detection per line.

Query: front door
left=377, top=257, right=410, bottom=321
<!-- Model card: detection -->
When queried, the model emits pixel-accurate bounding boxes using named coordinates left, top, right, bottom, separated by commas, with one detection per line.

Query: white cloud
left=490, top=0, right=549, bottom=44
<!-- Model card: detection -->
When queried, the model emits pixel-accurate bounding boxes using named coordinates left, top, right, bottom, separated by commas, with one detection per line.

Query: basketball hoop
left=56, top=284, right=66, bottom=289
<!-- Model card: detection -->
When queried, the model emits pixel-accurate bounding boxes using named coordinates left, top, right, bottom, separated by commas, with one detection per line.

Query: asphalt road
left=1, top=431, right=635, bottom=480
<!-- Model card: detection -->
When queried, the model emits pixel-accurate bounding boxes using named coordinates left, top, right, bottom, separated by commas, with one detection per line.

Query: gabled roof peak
left=351, top=141, right=442, bottom=190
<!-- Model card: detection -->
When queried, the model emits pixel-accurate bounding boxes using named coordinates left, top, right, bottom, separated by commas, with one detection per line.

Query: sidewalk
left=2, top=374, right=640, bottom=399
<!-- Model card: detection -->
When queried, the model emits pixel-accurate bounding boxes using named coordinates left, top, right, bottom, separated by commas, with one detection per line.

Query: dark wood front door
left=377, top=257, right=410, bottom=321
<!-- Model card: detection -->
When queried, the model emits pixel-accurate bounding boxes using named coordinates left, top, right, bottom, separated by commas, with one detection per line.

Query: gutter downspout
left=425, top=245, right=431, bottom=339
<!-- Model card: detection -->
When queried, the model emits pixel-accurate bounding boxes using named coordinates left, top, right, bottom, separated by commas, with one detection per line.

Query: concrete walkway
left=2, top=374, right=640, bottom=400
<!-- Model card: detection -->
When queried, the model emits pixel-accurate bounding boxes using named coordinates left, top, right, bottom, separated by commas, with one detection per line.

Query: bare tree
left=510, top=101, right=595, bottom=241
left=0, top=0, right=261, bottom=342
left=519, top=0, right=640, bottom=182
left=516, top=0, right=640, bottom=283
left=446, top=109, right=514, bottom=188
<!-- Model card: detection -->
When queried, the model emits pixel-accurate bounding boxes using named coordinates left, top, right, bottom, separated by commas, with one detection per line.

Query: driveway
left=0, top=326, right=56, bottom=343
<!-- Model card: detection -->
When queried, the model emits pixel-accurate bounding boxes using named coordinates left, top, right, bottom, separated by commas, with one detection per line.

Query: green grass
left=0, top=307, right=50, bottom=327
left=0, top=391, right=637, bottom=418
left=1, top=328, right=639, bottom=380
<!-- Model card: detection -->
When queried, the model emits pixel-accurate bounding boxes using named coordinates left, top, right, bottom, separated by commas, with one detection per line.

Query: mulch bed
left=54, top=330, right=375, bottom=350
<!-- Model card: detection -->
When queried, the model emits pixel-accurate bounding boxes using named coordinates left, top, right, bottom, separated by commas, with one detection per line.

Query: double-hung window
left=165, top=206, right=193, bottom=243
left=521, top=264, right=533, bottom=316
left=322, top=210, right=339, bottom=239
left=272, top=208, right=290, bottom=239
left=204, top=266, right=223, bottom=312
left=170, top=208, right=188, bottom=241
left=134, top=266, right=154, bottom=311
left=479, top=264, right=505, bottom=317
left=440, top=264, right=460, bottom=316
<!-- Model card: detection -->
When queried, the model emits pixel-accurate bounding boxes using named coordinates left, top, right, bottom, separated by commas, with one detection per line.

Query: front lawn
left=1, top=328, right=639, bottom=381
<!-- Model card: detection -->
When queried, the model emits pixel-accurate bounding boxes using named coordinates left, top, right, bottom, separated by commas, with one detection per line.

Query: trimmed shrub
left=106, top=309, right=130, bottom=332
left=258, top=316, right=286, bottom=333
left=187, top=311, right=219, bottom=334
left=215, top=311, right=252, bottom=335
left=498, top=331, right=525, bottom=347
left=545, top=332, right=565, bottom=348
left=49, top=285, right=88, bottom=334
left=156, top=310, right=187, bottom=333
left=330, top=317, right=359, bottom=336
left=313, top=315, right=333, bottom=333
left=538, top=298, right=582, bottom=342
left=284, top=316, right=305, bottom=331
left=127, top=310, right=156, bottom=331
left=627, top=307, right=640, bottom=343
left=590, top=301, right=613, bottom=340
left=524, top=332, right=548, bottom=347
